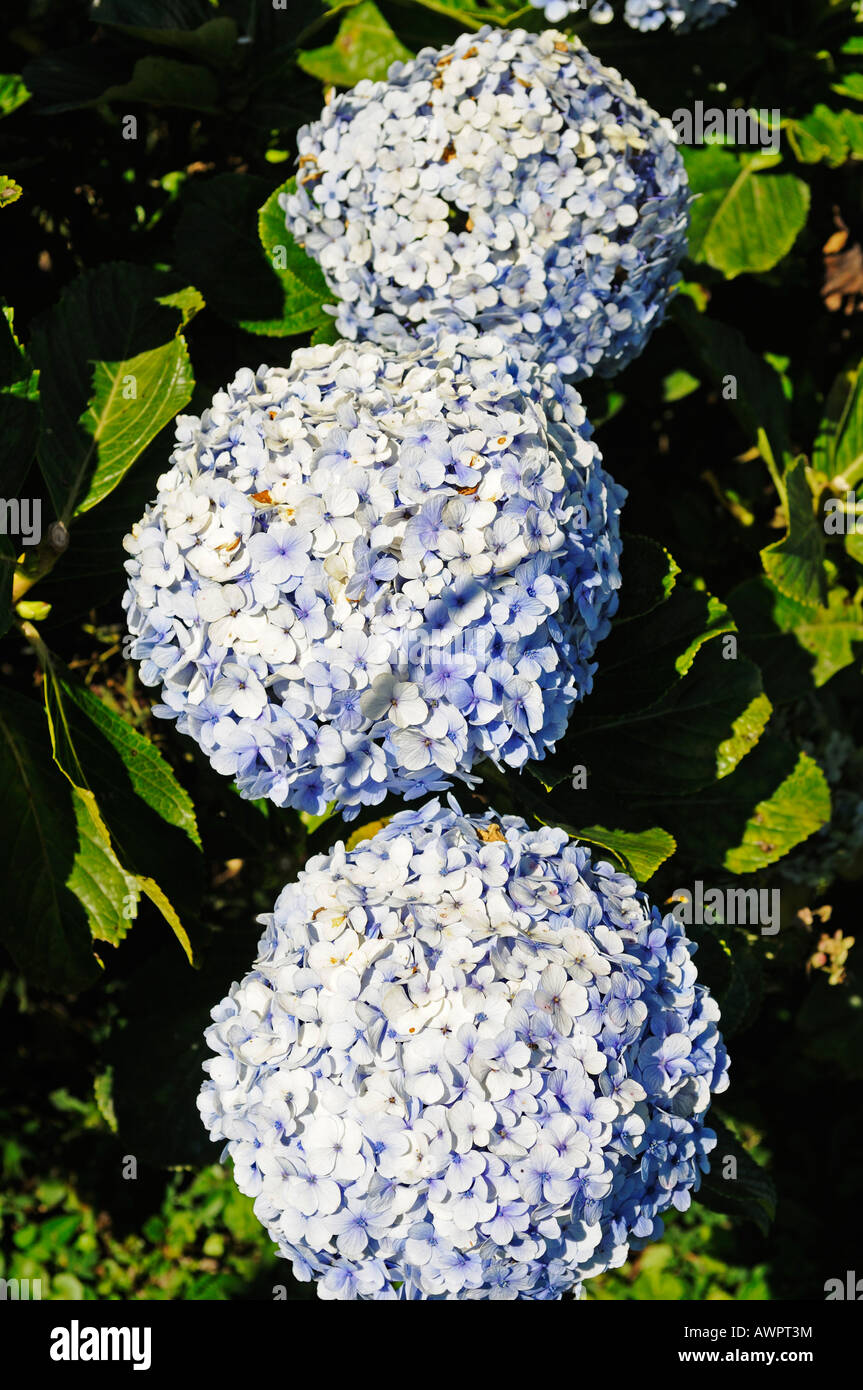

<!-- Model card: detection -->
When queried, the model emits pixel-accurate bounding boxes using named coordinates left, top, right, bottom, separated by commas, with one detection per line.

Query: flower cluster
left=533, top=0, right=736, bottom=30
left=199, top=802, right=729, bottom=1300
left=284, top=27, right=689, bottom=381
left=122, top=335, right=624, bottom=818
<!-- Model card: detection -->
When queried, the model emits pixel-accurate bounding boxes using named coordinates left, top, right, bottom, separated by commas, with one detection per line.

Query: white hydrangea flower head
left=122, top=334, right=625, bottom=819
left=199, top=801, right=730, bottom=1300
left=537, top=0, right=735, bottom=32
left=284, top=26, right=690, bottom=380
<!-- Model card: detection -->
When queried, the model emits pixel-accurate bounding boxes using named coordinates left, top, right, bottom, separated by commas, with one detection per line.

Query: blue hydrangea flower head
left=284, top=26, right=690, bottom=380
left=198, top=801, right=730, bottom=1300
left=122, top=334, right=625, bottom=818
left=536, top=1, right=735, bottom=32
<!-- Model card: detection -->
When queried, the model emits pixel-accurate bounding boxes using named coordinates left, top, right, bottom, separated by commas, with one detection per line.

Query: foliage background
left=1, top=0, right=862, bottom=1300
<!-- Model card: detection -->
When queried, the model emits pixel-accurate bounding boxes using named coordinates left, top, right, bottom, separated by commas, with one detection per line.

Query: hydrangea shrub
left=534, top=0, right=736, bottom=29
left=122, top=334, right=625, bottom=818
left=284, top=27, right=690, bottom=380
left=199, top=802, right=729, bottom=1300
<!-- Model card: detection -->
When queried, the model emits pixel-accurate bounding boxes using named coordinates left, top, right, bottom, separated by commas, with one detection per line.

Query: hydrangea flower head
left=535, top=1, right=735, bottom=32
left=122, top=335, right=624, bottom=818
left=198, top=801, right=729, bottom=1300
left=284, top=27, right=689, bottom=380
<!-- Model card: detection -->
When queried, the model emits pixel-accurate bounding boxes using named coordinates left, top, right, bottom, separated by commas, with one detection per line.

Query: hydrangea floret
left=532, top=1, right=736, bottom=32
left=198, top=801, right=730, bottom=1300
left=122, top=334, right=625, bottom=818
left=284, top=27, right=690, bottom=381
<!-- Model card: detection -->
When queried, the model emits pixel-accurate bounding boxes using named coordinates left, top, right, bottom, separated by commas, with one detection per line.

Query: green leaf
left=684, top=146, right=810, bottom=278
left=675, top=299, right=793, bottom=476
left=0, top=74, right=30, bottom=119
left=812, top=359, right=863, bottom=491
left=42, top=657, right=195, bottom=964
left=750, top=581, right=863, bottom=687
left=0, top=174, right=22, bottom=206
left=837, top=107, right=863, bottom=160
left=76, top=337, right=194, bottom=514
left=173, top=173, right=329, bottom=336
left=662, top=369, right=700, bottom=403
left=298, top=1, right=414, bottom=85
left=722, top=749, right=831, bottom=874
left=63, top=682, right=201, bottom=848
left=573, top=825, right=677, bottom=881
left=698, top=1115, right=776, bottom=1235
left=715, top=692, right=773, bottom=779
left=784, top=106, right=852, bottom=166
left=66, top=787, right=139, bottom=946
left=760, top=457, right=828, bottom=608
left=93, top=1067, right=118, bottom=1134
left=310, top=317, right=340, bottom=346
left=651, top=734, right=829, bottom=872
left=136, top=877, right=194, bottom=965
left=29, top=264, right=200, bottom=523
left=245, top=180, right=332, bottom=337
left=657, top=738, right=831, bottom=874
left=831, top=72, right=863, bottom=100
left=0, top=688, right=98, bottom=991
left=847, top=530, right=863, bottom=566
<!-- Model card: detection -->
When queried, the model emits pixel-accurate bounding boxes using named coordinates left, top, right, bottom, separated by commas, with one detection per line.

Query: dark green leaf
left=573, top=583, right=735, bottom=719
left=42, top=659, right=196, bottom=963
left=570, top=645, right=769, bottom=798
left=675, top=298, right=793, bottom=475
left=727, top=578, right=820, bottom=704
left=613, top=533, right=680, bottom=624
left=650, top=737, right=831, bottom=874
left=29, top=264, right=199, bottom=523
left=699, top=1115, right=776, bottom=1235
left=174, top=173, right=329, bottom=335
left=91, top=0, right=239, bottom=71
left=0, top=688, right=98, bottom=991
left=100, top=56, right=220, bottom=111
